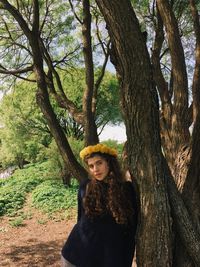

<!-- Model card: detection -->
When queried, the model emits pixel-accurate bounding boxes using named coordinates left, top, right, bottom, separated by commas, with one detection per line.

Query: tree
left=1, top=0, right=200, bottom=265
left=0, top=80, right=52, bottom=167
left=95, top=0, right=200, bottom=266
left=57, top=68, right=122, bottom=139
left=0, top=69, right=121, bottom=166
left=0, top=0, right=111, bottom=182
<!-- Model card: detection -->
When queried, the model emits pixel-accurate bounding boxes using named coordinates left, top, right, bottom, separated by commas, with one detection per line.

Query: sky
left=99, top=124, right=126, bottom=143
left=97, top=62, right=126, bottom=142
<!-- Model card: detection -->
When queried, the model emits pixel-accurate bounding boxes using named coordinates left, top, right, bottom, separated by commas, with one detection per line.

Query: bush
left=0, top=162, right=49, bottom=216
left=0, top=188, right=25, bottom=216
left=44, top=137, right=84, bottom=182
left=32, top=179, right=78, bottom=213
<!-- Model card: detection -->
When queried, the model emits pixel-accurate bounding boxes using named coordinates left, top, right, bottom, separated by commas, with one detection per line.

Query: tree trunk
left=82, top=0, right=99, bottom=145
left=29, top=12, right=87, bottom=182
left=95, top=0, right=173, bottom=266
left=95, top=0, right=200, bottom=266
left=61, top=165, right=72, bottom=187
left=163, top=155, right=200, bottom=267
left=35, top=71, right=87, bottom=182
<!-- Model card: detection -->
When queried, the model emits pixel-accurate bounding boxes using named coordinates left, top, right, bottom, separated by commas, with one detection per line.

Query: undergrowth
left=0, top=161, right=78, bottom=217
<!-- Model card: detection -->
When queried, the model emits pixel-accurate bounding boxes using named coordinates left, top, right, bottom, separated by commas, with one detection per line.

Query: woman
left=61, top=143, right=138, bottom=267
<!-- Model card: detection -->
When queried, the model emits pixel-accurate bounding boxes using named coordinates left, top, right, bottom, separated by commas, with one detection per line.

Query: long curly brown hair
left=83, top=152, right=134, bottom=225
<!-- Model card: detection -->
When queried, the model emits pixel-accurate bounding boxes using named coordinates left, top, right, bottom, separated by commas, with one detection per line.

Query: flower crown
left=80, top=143, right=118, bottom=160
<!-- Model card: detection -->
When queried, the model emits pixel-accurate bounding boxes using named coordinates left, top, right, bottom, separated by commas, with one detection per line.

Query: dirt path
left=0, top=206, right=76, bottom=267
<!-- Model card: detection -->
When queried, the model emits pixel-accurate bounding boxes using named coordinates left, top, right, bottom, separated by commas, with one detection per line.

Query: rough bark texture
left=163, top=156, right=200, bottom=267
left=95, top=0, right=173, bottom=266
left=153, top=0, right=190, bottom=179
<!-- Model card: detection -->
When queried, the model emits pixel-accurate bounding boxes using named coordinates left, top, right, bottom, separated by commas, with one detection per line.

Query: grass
left=9, top=217, right=25, bottom=227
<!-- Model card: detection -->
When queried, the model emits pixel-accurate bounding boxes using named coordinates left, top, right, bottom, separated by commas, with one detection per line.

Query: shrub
left=31, top=179, right=78, bottom=213
left=0, top=162, right=49, bottom=216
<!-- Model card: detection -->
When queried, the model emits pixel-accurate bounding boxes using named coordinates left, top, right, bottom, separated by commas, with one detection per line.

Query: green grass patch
left=9, top=216, right=25, bottom=227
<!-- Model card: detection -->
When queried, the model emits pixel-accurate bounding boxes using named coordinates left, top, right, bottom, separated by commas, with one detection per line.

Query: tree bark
left=153, top=1, right=190, bottom=179
left=163, top=156, right=200, bottom=267
left=32, top=52, right=87, bottom=183
left=82, top=0, right=99, bottom=145
left=95, top=0, right=173, bottom=266
left=95, top=0, right=200, bottom=266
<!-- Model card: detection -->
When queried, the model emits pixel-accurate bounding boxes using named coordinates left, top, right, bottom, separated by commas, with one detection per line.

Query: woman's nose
left=93, top=164, right=99, bottom=171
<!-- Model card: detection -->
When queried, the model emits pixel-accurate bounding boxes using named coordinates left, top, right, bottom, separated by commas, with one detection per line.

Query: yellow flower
left=80, top=143, right=117, bottom=160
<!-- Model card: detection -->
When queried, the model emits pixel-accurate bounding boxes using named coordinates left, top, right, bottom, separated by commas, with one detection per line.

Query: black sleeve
left=125, top=181, right=138, bottom=223
left=77, top=179, right=90, bottom=222
left=123, top=182, right=138, bottom=266
left=77, top=186, right=82, bottom=222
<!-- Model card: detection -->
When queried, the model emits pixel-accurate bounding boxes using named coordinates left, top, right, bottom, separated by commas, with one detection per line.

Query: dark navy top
left=61, top=179, right=138, bottom=267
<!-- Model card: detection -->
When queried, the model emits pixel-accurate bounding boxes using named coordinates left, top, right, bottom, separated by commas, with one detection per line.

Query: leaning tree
left=0, top=0, right=113, bottom=182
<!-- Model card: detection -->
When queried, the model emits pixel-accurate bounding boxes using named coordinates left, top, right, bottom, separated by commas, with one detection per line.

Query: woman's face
left=87, top=155, right=109, bottom=181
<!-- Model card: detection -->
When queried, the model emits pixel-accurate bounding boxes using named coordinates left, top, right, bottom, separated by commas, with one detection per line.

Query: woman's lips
left=95, top=173, right=101, bottom=176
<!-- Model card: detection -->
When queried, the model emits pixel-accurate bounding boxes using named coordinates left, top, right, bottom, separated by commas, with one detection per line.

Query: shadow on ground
left=2, top=239, right=63, bottom=267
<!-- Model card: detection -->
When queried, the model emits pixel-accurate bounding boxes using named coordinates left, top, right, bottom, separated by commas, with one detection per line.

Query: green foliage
left=56, top=68, right=121, bottom=138
left=37, top=218, right=47, bottom=225
left=0, top=188, right=25, bottom=216
left=0, top=68, right=121, bottom=168
left=0, top=82, right=51, bottom=168
left=32, top=179, right=78, bottom=213
left=0, top=162, right=49, bottom=216
left=41, top=141, right=63, bottom=180
left=0, top=1, right=78, bottom=79
left=9, top=217, right=25, bottom=227
left=96, top=71, right=122, bottom=127
left=44, top=137, right=84, bottom=181
left=0, top=161, right=78, bottom=217
left=69, top=137, right=84, bottom=163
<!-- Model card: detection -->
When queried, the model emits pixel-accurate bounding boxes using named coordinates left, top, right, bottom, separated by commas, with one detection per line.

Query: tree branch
left=32, top=0, right=40, bottom=34
left=0, top=0, right=32, bottom=39
left=189, top=0, right=200, bottom=121
left=68, top=0, right=83, bottom=25
left=156, top=0, right=189, bottom=133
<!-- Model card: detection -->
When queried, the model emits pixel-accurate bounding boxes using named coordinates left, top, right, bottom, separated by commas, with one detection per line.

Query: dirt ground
left=0, top=200, right=76, bottom=267
left=0, top=199, right=137, bottom=267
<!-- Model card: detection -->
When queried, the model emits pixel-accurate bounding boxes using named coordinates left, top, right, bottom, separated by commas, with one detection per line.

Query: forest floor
left=0, top=195, right=137, bottom=267
left=0, top=195, right=76, bottom=267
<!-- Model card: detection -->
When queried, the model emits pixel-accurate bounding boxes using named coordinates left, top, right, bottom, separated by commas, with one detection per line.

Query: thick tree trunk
left=163, top=155, right=200, bottom=267
left=95, top=0, right=173, bottom=266
left=151, top=1, right=200, bottom=265
left=96, top=0, right=200, bottom=266
left=152, top=1, right=190, bottom=179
